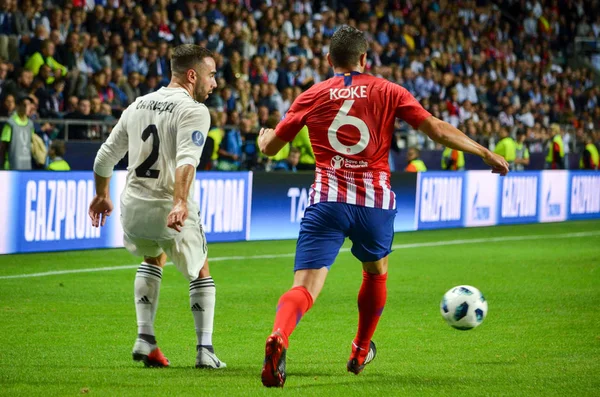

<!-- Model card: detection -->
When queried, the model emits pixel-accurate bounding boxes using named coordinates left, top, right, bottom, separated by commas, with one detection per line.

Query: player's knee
left=198, top=259, right=210, bottom=278
left=144, top=252, right=167, bottom=268
left=362, top=258, right=388, bottom=275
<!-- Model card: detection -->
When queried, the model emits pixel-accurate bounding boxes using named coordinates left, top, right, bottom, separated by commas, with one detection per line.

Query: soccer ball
left=440, top=285, right=488, bottom=330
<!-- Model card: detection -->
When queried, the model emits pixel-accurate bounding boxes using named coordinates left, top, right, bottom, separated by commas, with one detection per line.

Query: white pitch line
left=1, top=230, right=599, bottom=280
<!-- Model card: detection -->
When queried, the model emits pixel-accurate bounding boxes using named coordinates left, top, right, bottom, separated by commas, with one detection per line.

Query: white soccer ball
left=440, top=285, right=488, bottom=330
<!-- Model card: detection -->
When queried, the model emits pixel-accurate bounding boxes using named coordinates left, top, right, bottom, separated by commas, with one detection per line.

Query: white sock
left=134, top=262, right=163, bottom=340
left=189, top=277, right=216, bottom=348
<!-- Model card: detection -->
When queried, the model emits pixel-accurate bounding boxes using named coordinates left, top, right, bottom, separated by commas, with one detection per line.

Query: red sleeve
left=391, top=83, right=432, bottom=128
left=275, top=91, right=312, bottom=142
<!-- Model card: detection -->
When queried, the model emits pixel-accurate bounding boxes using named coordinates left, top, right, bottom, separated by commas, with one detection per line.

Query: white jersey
left=94, top=87, right=210, bottom=240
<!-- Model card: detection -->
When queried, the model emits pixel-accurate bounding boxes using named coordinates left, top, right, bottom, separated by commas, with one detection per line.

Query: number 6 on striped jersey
left=327, top=100, right=370, bottom=156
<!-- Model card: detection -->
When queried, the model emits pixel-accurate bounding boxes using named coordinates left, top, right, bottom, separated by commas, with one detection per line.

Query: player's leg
left=262, top=203, right=348, bottom=387
left=161, top=223, right=226, bottom=369
left=190, top=259, right=226, bottom=369
left=124, top=233, right=170, bottom=367
left=347, top=206, right=396, bottom=374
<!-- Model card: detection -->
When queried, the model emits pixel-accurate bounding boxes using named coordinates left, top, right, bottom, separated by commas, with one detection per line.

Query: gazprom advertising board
left=416, top=172, right=464, bottom=230
left=0, top=170, right=598, bottom=254
left=498, top=172, right=540, bottom=225
left=568, top=171, right=600, bottom=220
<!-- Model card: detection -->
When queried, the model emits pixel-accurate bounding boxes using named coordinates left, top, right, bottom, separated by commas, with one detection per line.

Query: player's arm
left=168, top=164, right=196, bottom=232
left=419, top=117, right=508, bottom=175
left=168, top=105, right=211, bottom=232
left=392, top=83, right=509, bottom=175
left=258, top=93, right=310, bottom=156
left=89, top=109, right=129, bottom=227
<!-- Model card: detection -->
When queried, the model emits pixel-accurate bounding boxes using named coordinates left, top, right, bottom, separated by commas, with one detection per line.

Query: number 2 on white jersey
left=135, top=124, right=160, bottom=179
left=327, top=100, right=370, bottom=155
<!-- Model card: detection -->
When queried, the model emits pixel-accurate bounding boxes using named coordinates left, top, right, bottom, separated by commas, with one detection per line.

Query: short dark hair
left=329, top=25, right=368, bottom=69
left=289, top=147, right=301, bottom=155
left=170, top=44, right=213, bottom=76
left=16, top=94, right=34, bottom=106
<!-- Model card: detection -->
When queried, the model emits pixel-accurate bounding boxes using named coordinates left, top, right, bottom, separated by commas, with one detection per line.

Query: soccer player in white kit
left=88, top=45, right=226, bottom=369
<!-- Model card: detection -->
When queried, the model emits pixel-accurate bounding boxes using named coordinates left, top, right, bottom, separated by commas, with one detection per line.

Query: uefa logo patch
left=192, top=130, right=205, bottom=146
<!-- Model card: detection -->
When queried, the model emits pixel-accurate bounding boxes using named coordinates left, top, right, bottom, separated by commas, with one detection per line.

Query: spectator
left=292, top=125, right=315, bottom=171
left=240, top=115, right=260, bottom=170
left=3, top=68, right=33, bottom=99
left=24, top=39, right=68, bottom=84
left=404, top=147, right=427, bottom=172
left=498, top=105, right=515, bottom=127
left=494, top=127, right=517, bottom=170
left=46, top=139, right=70, bottom=171
left=545, top=123, right=565, bottom=169
left=579, top=133, right=599, bottom=170
left=37, top=78, right=65, bottom=118
left=515, top=129, right=530, bottom=171
left=121, top=72, right=141, bottom=106
left=0, top=93, right=14, bottom=116
left=517, top=102, right=535, bottom=128
left=217, top=111, right=243, bottom=171
left=414, top=67, right=439, bottom=100
left=273, top=146, right=300, bottom=172
left=441, top=148, right=465, bottom=171
left=0, top=95, right=36, bottom=170
left=64, top=98, right=92, bottom=140
left=205, top=109, right=225, bottom=169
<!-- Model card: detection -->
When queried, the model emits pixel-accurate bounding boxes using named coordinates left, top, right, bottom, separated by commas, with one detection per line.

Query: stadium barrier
left=0, top=170, right=598, bottom=254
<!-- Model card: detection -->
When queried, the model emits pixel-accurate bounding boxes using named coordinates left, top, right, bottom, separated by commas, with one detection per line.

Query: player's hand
left=259, top=128, right=275, bottom=138
left=482, top=150, right=510, bottom=176
left=167, top=201, right=188, bottom=232
left=88, top=195, right=113, bottom=227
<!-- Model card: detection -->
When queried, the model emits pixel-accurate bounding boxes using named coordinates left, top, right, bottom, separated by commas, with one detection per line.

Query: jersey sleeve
left=275, top=91, right=312, bottom=142
left=176, top=103, right=211, bottom=169
left=93, top=108, right=130, bottom=177
left=390, top=83, right=432, bottom=128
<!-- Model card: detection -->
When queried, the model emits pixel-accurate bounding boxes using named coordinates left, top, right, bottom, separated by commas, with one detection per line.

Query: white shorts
left=123, top=220, right=208, bottom=281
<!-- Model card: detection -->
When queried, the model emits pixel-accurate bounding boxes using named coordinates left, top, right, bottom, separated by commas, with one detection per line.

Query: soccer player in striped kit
left=258, top=26, right=509, bottom=388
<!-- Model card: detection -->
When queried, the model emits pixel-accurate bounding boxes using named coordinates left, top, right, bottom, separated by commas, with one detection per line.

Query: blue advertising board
left=0, top=171, right=252, bottom=254
left=1, top=171, right=122, bottom=254
left=416, top=172, right=465, bottom=230
left=249, top=172, right=418, bottom=241
left=568, top=171, right=600, bottom=220
left=0, top=170, right=598, bottom=255
left=497, top=172, right=540, bottom=225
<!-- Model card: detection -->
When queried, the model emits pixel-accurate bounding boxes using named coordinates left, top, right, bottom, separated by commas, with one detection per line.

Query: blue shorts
left=294, top=202, right=396, bottom=271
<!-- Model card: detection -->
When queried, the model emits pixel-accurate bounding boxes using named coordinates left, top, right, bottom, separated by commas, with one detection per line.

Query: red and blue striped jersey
left=275, top=72, right=431, bottom=210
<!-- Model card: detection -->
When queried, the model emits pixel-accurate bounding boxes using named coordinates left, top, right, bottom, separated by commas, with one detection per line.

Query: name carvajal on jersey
left=329, top=86, right=368, bottom=100
left=136, top=99, right=178, bottom=114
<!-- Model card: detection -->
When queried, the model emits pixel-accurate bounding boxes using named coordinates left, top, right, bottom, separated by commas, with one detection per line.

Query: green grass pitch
left=0, top=220, right=599, bottom=396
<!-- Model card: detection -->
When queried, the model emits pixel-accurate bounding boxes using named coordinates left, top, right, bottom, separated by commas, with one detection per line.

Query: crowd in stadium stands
left=0, top=0, right=599, bottom=171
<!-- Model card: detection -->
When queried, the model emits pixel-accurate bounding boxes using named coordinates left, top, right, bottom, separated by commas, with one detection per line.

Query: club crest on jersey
left=192, top=130, right=205, bottom=146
